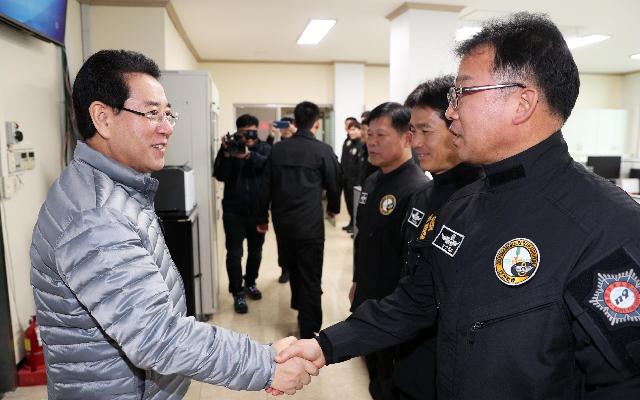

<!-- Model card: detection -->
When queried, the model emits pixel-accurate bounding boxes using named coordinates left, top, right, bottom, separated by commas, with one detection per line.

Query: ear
left=512, top=87, right=539, bottom=125
left=313, top=120, right=321, bottom=130
left=88, top=101, right=113, bottom=140
left=403, top=130, right=413, bottom=147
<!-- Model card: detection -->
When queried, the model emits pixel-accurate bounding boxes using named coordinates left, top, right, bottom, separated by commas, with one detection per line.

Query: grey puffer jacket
left=30, top=142, right=275, bottom=399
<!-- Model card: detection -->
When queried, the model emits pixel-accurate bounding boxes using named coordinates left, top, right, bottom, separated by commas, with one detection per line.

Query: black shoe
left=346, top=226, right=354, bottom=233
left=233, top=294, right=248, bottom=314
left=342, top=224, right=353, bottom=231
left=245, top=285, right=262, bottom=300
left=278, top=271, right=290, bottom=284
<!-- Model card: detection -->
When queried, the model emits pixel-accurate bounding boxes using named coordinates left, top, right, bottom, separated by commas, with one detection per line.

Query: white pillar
left=388, top=3, right=463, bottom=103
left=333, top=62, right=365, bottom=158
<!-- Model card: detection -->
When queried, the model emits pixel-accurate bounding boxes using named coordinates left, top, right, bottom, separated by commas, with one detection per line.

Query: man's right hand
left=275, top=338, right=326, bottom=369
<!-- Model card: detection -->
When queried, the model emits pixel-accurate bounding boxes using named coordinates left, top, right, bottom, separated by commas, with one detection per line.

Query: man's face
left=347, top=126, right=362, bottom=140
left=367, top=116, right=410, bottom=171
left=109, top=73, right=173, bottom=173
left=410, top=106, right=459, bottom=174
left=238, top=125, right=258, bottom=147
left=445, top=45, right=516, bottom=164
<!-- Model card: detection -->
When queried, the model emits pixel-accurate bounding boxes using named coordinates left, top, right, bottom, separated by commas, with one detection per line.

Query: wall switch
left=0, top=176, right=17, bottom=199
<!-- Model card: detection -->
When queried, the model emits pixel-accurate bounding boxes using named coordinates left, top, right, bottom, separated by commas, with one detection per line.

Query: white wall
left=622, top=72, right=640, bottom=156
left=365, top=65, right=389, bottom=111
left=199, top=62, right=334, bottom=141
left=0, top=0, right=83, bottom=361
left=163, top=11, right=198, bottom=71
left=334, top=63, right=365, bottom=158
left=90, top=6, right=166, bottom=66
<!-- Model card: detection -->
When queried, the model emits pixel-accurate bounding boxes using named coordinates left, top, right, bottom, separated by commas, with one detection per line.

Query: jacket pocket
left=456, top=299, right=575, bottom=400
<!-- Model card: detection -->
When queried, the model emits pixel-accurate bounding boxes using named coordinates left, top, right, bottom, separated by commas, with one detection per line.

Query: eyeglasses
left=120, top=107, right=179, bottom=127
left=447, top=83, right=526, bottom=109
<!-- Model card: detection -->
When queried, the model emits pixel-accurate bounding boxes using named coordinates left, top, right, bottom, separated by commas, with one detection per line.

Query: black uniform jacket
left=341, top=137, right=365, bottom=184
left=213, top=140, right=270, bottom=217
left=393, top=163, right=483, bottom=398
left=351, top=159, right=428, bottom=310
left=318, top=132, right=640, bottom=399
left=259, top=129, right=341, bottom=239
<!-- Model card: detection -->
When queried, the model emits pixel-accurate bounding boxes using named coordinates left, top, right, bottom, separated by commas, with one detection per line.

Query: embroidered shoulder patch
left=432, top=225, right=464, bottom=257
left=589, top=269, right=640, bottom=326
left=359, top=192, right=368, bottom=205
left=407, top=208, right=425, bottom=228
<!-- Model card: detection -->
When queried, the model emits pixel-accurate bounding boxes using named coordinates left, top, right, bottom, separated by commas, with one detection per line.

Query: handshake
left=266, top=337, right=326, bottom=396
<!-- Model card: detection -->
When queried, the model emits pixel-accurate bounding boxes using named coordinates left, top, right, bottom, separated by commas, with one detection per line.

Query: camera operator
left=214, top=114, right=271, bottom=314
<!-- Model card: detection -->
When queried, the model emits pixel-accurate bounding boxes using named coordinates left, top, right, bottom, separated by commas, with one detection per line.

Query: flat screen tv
left=0, top=0, right=67, bottom=46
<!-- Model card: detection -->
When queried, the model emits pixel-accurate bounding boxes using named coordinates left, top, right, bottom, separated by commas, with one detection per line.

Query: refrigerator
left=159, top=70, right=221, bottom=316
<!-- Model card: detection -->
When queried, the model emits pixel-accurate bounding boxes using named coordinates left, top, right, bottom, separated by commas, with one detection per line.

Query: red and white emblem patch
left=589, top=269, right=640, bottom=326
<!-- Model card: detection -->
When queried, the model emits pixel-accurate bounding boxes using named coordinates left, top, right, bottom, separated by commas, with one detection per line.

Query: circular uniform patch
left=379, top=194, right=396, bottom=216
left=494, top=238, right=541, bottom=286
left=589, top=269, right=640, bottom=326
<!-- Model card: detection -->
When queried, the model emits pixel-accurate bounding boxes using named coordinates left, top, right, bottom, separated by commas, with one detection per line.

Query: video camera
left=224, top=130, right=259, bottom=155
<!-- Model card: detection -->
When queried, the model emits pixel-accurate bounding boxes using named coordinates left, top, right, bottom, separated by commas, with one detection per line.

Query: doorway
left=234, top=104, right=334, bottom=147
left=0, top=211, right=16, bottom=392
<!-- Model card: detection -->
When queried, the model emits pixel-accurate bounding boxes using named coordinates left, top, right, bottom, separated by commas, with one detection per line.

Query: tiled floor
left=5, top=212, right=371, bottom=399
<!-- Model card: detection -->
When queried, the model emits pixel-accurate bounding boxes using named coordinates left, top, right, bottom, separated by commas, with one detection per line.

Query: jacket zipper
left=468, top=302, right=555, bottom=345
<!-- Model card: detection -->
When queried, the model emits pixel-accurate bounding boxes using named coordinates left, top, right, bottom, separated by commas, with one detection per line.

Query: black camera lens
left=243, top=130, right=258, bottom=140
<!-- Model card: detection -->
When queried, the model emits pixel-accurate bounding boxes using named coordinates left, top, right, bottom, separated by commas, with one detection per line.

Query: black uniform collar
left=294, top=129, right=316, bottom=139
left=483, top=131, right=571, bottom=189
left=378, top=158, right=418, bottom=182
left=433, top=163, right=484, bottom=190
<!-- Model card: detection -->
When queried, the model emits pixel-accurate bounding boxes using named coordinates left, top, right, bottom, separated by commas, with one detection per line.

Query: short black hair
left=236, top=114, right=259, bottom=129
left=345, top=116, right=358, bottom=124
left=361, top=111, right=371, bottom=126
left=72, top=49, right=161, bottom=140
left=294, top=101, right=320, bottom=130
left=405, top=75, right=455, bottom=127
left=368, top=102, right=411, bottom=133
left=280, top=116, right=294, bottom=123
left=455, top=12, right=579, bottom=122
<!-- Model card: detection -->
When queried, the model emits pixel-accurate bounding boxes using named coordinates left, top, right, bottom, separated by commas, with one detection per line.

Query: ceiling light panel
left=297, top=19, right=336, bottom=45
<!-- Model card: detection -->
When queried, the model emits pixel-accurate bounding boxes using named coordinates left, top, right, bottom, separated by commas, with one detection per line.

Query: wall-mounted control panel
left=8, top=148, right=35, bottom=173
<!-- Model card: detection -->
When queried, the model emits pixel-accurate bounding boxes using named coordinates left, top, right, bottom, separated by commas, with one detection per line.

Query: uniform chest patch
left=589, top=269, right=640, bottom=326
left=359, top=192, right=368, bottom=205
left=432, top=225, right=464, bottom=257
left=419, top=214, right=436, bottom=241
left=407, top=208, right=425, bottom=228
left=379, top=195, right=396, bottom=215
left=494, top=238, right=540, bottom=286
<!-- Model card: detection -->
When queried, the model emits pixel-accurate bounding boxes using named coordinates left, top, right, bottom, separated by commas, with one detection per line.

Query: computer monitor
left=586, top=156, right=621, bottom=180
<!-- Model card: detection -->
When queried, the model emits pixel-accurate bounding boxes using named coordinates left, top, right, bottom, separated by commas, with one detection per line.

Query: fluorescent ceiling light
left=631, top=53, right=640, bottom=60
left=297, top=19, right=336, bottom=45
left=455, top=26, right=481, bottom=42
left=565, top=34, right=610, bottom=49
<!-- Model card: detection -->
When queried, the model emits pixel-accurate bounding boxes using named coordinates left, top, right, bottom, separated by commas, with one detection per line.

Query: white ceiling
left=171, top=0, right=640, bottom=74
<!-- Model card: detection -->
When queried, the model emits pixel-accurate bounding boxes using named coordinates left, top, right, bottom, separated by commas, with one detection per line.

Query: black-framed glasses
left=447, top=83, right=526, bottom=109
left=120, top=107, right=179, bottom=127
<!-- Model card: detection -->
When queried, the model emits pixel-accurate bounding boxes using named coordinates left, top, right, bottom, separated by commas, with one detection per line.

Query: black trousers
left=275, top=233, right=288, bottom=274
left=343, top=179, right=356, bottom=226
left=279, top=236, right=324, bottom=338
left=222, top=212, right=265, bottom=295
left=364, top=348, right=399, bottom=400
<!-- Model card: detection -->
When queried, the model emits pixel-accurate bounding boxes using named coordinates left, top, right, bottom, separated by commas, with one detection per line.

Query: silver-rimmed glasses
left=447, top=83, right=526, bottom=109
left=120, top=107, right=179, bottom=127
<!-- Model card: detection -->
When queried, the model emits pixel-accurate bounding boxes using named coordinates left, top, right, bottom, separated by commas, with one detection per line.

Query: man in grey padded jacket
left=29, top=49, right=316, bottom=399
